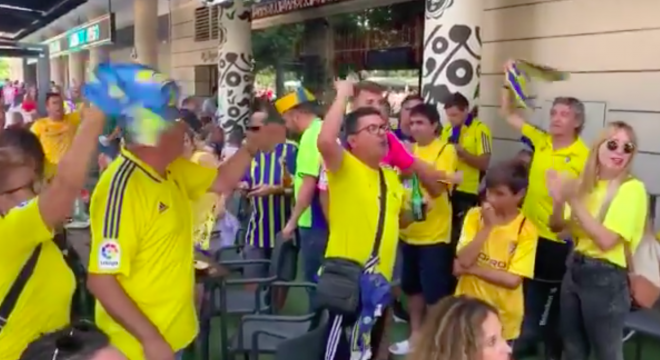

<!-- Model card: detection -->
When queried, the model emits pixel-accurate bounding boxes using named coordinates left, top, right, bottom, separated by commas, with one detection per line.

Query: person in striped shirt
left=240, top=111, right=297, bottom=283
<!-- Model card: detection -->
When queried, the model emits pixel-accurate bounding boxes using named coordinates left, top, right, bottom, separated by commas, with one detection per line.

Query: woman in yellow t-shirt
left=183, top=128, right=224, bottom=252
left=454, top=161, right=538, bottom=342
left=0, top=109, right=124, bottom=360
left=548, top=121, right=647, bottom=360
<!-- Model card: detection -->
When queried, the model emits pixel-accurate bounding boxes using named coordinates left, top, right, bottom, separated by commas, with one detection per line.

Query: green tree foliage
left=252, top=23, right=304, bottom=73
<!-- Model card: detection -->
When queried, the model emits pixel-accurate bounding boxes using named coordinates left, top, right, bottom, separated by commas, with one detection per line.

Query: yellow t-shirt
left=190, top=151, right=221, bottom=250
left=439, top=118, right=492, bottom=194
left=30, top=112, right=81, bottom=166
left=0, top=198, right=75, bottom=360
left=565, top=179, right=648, bottom=268
left=400, top=139, right=457, bottom=245
left=455, top=207, right=538, bottom=340
left=325, top=151, right=404, bottom=281
left=520, top=124, right=589, bottom=241
left=88, top=149, right=217, bottom=360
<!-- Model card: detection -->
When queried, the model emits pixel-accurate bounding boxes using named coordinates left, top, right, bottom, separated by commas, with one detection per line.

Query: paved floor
left=64, top=231, right=660, bottom=359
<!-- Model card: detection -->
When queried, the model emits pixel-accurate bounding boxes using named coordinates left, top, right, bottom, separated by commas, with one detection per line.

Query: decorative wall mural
left=426, top=0, right=454, bottom=19
left=421, top=0, right=482, bottom=113
left=217, top=3, right=254, bottom=138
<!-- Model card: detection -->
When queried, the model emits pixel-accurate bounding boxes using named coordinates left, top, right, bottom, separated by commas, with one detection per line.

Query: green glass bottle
left=410, top=175, right=426, bottom=222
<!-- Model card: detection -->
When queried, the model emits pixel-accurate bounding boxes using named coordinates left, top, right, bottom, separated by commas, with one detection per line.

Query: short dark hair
left=401, top=94, right=423, bottom=107
left=355, top=81, right=385, bottom=96
left=484, top=161, right=528, bottom=194
left=345, top=107, right=382, bottom=135
left=443, top=92, right=469, bottom=111
left=409, top=103, right=440, bottom=125
left=45, top=92, right=62, bottom=103
left=0, top=128, right=46, bottom=177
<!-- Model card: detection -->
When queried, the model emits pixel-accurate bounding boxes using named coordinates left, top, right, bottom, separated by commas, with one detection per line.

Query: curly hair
left=408, top=296, right=499, bottom=360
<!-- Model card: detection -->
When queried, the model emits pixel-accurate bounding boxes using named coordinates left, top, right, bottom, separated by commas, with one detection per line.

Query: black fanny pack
left=316, top=169, right=388, bottom=316
left=19, top=321, right=108, bottom=360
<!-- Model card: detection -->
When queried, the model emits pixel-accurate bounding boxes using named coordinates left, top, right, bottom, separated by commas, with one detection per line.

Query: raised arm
left=38, top=105, right=106, bottom=229
left=318, top=80, right=354, bottom=172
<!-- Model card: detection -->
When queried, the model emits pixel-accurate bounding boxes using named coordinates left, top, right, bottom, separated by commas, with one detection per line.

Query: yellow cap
left=274, top=87, right=316, bottom=114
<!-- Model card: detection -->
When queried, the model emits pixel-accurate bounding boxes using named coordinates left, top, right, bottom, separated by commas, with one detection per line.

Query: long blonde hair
left=577, top=121, right=637, bottom=198
left=408, top=296, right=499, bottom=360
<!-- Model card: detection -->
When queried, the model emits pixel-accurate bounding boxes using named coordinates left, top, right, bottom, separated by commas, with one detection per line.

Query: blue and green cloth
left=83, top=62, right=181, bottom=146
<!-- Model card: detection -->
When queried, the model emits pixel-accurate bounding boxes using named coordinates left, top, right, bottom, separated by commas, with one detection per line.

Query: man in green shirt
left=277, top=88, right=328, bottom=299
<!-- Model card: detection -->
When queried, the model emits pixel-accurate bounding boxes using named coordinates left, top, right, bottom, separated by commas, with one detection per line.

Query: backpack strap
left=517, top=216, right=527, bottom=235
left=0, top=244, right=42, bottom=334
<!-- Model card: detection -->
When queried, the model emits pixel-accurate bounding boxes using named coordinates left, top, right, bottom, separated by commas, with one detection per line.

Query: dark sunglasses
left=605, top=139, right=635, bottom=154
left=245, top=125, right=261, bottom=132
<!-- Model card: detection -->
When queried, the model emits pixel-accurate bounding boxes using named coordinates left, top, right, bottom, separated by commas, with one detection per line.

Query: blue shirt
left=244, top=142, right=298, bottom=248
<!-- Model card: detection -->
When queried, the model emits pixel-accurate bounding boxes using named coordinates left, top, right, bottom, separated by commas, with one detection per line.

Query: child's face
left=485, top=185, right=524, bottom=211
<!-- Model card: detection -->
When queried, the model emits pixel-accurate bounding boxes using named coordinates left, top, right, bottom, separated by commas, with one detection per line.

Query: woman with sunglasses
left=0, top=105, right=124, bottom=360
left=548, top=121, right=647, bottom=360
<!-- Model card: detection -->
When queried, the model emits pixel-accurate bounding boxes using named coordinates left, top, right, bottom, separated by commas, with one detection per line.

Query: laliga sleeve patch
left=98, top=239, right=121, bottom=270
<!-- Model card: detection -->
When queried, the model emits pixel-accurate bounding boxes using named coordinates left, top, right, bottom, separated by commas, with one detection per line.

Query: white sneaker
left=389, top=339, right=412, bottom=355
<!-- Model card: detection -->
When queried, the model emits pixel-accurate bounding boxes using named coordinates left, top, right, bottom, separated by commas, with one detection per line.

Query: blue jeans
left=298, top=226, right=328, bottom=308
left=175, top=350, right=184, bottom=360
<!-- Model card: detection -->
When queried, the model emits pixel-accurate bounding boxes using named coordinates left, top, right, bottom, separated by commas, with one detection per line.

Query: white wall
left=478, top=0, right=660, bottom=221
left=109, top=42, right=172, bottom=75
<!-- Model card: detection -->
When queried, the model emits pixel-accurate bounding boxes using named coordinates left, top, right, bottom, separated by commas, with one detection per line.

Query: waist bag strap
left=364, top=169, right=388, bottom=272
left=0, top=244, right=42, bottom=333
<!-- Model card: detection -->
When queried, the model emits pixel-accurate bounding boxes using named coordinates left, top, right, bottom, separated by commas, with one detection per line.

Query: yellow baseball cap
left=274, top=87, right=316, bottom=114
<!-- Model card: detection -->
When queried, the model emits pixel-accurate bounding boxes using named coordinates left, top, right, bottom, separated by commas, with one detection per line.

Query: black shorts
left=400, top=241, right=454, bottom=305
left=533, top=236, right=570, bottom=281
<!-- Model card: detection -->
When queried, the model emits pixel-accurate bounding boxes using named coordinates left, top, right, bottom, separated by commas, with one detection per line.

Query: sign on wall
left=46, top=13, right=116, bottom=58
left=252, top=0, right=348, bottom=19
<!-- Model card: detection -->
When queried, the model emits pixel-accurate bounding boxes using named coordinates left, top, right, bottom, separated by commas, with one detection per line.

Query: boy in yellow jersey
left=454, top=161, right=538, bottom=343
left=500, top=71, right=589, bottom=359
left=389, top=103, right=457, bottom=356
left=30, top=92, right=81, bottom=168
left=439, top=93, right=492, bottom=250
left=87, top=118, right=279, bottom=360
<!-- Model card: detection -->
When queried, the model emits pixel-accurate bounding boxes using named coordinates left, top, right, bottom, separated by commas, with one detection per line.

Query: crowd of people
left=1, top=58, right=660, bottom=360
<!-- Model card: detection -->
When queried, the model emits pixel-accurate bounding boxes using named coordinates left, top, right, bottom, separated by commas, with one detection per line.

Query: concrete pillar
left=421, top=0, right=483, bottom=119
left=134, top=0, right=159, bottom=67
left=216, top=2, right=253, bottom=138
left=68, top=51, right=85, bottom=87
left=88, top=9, right=110, bottom=71
left=48, top=30, right=65, bottom=87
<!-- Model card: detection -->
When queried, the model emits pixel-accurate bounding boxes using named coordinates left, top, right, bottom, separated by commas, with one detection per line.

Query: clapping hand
left=247, top=184, right=280, bottom=197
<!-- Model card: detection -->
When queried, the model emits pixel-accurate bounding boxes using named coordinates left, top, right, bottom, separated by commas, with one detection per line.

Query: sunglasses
left=353, top=124, right=389, bottom=136
left=605, top=139, right=635, bottom=154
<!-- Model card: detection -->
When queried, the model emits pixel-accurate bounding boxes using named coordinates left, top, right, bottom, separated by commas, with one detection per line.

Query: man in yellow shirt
left=501, top=83, right=589, bottom=359
left=390, top=103, right=457, bottom=355
left=318, top=80, right=458, bottom=360
left=87, top=119, right=278, bottom=360
left=455, top=162, right=538, bottom=342
left=439, top=93, right=492, bottom=249
left=31, top=92, right=81, bottom=167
